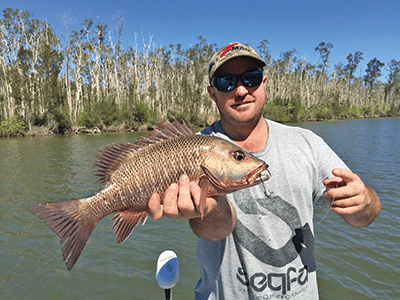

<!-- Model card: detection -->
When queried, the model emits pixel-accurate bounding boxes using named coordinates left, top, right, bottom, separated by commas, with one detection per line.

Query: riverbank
left=0, top=119, right=152, bottom=138
left=1, top=112, right=397, bottom=139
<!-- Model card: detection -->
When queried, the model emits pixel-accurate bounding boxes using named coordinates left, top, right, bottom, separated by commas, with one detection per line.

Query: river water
left=1, top=118, right=399, bottom=299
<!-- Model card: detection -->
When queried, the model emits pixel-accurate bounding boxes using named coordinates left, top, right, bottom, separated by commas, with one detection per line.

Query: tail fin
left=30, top=199, right=99, bottom=270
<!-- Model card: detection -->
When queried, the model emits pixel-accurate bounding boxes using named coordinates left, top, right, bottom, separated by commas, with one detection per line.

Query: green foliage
left=349, top=106, right=361, bottom=117
left=51, top=108, right=71, bottom=134
left=32, top=113, right=47, bottom=126
left=364, top=58, right=385, bottom=88
left=313, top=104, right=333, bottom=120
left=97, top=99, right=120, bottom=128
left=0, top=115, right=26, bottom=136
left=78, top=99, right=159, bottom=130
left=309, top=101, right=352, bottom=120
left=264, top=101, right=291, bottom=123
left=361, top=106, right=373, bottom=116
left=131, top=100, right=158, bottom=128
left=315, top=42, right=333, bottom=74
left=118, top=98, right=158, bottom=129
left=118, top=105, right=134, bottom=128
left=96, top=99, right=119, bottom=128
left=387, top=103, right=400, bottom=116
left=132, top=100, right=155, bottom=124
left=77, top=102, right=104, bottom=129
left=264, top=96, right=306, bottom=123
left=343, top=51, right=363, bottom=81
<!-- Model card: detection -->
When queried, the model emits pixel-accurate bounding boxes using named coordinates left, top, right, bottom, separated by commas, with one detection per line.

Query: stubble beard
left=220, top=102, right=265, bottom=131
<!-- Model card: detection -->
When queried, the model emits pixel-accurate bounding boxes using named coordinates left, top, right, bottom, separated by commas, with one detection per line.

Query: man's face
left=208, top=57, right=267, bottom=126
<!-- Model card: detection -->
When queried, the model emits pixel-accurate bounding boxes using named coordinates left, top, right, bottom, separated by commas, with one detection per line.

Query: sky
left=6, top=0, right=400, bottom=80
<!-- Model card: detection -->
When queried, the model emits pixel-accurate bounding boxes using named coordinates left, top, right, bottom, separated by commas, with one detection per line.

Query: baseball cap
left=208, top=42, right=266, bottom=83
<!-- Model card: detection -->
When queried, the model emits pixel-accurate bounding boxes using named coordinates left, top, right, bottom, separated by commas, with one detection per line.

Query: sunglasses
left=211, top=69, right=264, bottom=92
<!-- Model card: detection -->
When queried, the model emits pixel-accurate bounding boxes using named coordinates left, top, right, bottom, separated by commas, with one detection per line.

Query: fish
left=30, top=119, right=270, bottom=270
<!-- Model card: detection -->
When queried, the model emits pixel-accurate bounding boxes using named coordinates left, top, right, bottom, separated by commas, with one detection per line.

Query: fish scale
left=30, top=120, right=269, bottom=270
left=109, top=135, right=212, bottom=210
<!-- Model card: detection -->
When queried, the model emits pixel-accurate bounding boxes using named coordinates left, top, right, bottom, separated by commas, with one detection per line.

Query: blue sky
left=7, top=0, right=400, bottom=80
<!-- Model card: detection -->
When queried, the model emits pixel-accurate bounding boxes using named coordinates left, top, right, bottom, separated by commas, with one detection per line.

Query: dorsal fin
left=93, top=119, right=193, bottom=185
left=134, top=119, right=193, bottom=147
left=94, top=143, right=136, bottom=185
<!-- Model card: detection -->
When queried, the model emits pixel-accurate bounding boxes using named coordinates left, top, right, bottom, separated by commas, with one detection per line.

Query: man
left=149, top=42, right=381, bottom=299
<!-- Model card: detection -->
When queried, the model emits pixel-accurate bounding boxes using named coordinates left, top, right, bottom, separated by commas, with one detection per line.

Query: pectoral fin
left=198, top=176, right=209, bottom=220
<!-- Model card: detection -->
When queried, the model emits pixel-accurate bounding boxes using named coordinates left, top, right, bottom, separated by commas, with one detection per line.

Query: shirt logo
left=232, top=188, right=316, bottom=271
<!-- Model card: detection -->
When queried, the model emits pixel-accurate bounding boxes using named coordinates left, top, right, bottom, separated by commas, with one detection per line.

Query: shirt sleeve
left=313, top=135, right=349, bottom=208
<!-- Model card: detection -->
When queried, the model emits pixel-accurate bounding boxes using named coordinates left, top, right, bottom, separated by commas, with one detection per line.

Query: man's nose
left=235, top=79, right=249, bottom=96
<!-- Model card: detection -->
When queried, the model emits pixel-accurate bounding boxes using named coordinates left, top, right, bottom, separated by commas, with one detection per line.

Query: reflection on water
left=1, top=118, right=399, bottom=299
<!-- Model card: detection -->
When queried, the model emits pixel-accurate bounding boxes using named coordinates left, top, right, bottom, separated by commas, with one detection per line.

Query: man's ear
left=262, top=75, right=267, bottom=86
left=207, top=86, right=217, bottom=103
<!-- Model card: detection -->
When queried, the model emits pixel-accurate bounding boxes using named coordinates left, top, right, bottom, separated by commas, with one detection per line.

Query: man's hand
left=323, top=168, right=381, bottom=227
left=148, top=174, right=236, bottom=240
left=148, top=174, right=218, bottom=220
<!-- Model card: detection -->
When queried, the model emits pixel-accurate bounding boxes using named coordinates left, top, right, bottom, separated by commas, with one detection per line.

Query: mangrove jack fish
left=30, top=120, right=270, bottom=270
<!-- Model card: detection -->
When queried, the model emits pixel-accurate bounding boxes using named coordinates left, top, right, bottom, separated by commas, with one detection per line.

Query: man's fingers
left=177, top=175, right=195, bottom=215
left=323, top=177, right=344, bottom=189
left=330, top=203, right=362, bottom=215
left=332, top=168, right=359, bottom=184
left=324, top=185, right=355, bottom=200
left=323, top=168, right=369, bottom=215
left=148, top=193, right=163, bottom=220
left=323, top=168, right=361, bottom=199
left=162, top=183, right=180, bottom=216
left=149, top=175, right=214, bottom=220
left=323, top=168, right=353, bottom=188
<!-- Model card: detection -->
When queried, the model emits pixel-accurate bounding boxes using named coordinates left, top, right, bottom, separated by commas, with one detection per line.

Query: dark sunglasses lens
left=243, top=70, right=263, bottom=87
left=215, top=76, right=237, bottom=92
left=214, top=69, right=263, bottom=91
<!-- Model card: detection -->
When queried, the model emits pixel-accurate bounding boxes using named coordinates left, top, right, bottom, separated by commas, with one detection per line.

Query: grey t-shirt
left=194, top=119, right=348, bottom=300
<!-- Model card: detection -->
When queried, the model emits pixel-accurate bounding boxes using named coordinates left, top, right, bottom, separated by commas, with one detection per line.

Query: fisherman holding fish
left=148, top=42, right=381, bottom=299
left=30, top=41, right=381, bottom=299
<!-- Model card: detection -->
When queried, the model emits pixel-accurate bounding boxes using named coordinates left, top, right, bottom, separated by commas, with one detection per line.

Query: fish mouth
left=202, top=162, right=271, bottom=193
left=247, top=163, right=270, bottom=185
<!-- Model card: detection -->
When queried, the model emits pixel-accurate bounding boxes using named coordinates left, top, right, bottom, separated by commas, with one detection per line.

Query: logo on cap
left=219, top=42, right=252, bottom=58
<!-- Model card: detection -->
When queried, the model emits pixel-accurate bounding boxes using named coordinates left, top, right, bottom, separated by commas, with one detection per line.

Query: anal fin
left=112, top=210, right=148, bottom=243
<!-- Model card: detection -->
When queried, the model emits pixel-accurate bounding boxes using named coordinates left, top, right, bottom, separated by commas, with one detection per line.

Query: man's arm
left=323, top=168, right=381, bottom=227
left=148, top=175, right=237, bottom=241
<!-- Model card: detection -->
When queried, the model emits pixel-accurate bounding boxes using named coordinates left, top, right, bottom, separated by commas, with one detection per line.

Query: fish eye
left=233, top=150, right=246, bottom=162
